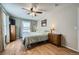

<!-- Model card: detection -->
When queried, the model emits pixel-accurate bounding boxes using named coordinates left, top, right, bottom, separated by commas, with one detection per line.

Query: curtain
left=30, top=20, right=37, bottom=32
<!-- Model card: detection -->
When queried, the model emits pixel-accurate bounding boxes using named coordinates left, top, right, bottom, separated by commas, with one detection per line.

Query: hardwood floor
left=0, top=39, right=79, bottom=55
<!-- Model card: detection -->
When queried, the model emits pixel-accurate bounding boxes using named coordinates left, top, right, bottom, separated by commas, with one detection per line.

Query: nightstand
left=48, top=33, right=62, bottom=46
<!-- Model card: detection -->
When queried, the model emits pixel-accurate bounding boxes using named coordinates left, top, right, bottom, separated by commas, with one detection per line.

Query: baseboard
left=63, top=45, right=79, bottom=52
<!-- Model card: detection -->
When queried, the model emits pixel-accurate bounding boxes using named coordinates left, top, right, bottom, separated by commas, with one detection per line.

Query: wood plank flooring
left=0, top=39, right=79, bottom=55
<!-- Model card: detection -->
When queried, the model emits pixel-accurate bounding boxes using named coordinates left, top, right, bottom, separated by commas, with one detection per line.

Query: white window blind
left=22, top=21, right=30, bottom=37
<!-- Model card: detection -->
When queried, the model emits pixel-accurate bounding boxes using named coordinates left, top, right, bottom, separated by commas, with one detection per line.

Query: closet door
left=9, top=18, right=16, bottom=42
left=10, top=25, right=16, bottom=42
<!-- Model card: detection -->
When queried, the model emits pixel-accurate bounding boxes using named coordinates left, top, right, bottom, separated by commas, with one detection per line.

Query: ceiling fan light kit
left=29, top=12, right=36, bottom=16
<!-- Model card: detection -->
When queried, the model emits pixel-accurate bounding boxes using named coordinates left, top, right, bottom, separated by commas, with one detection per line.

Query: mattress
left=23, top=32, right=48, bottom=48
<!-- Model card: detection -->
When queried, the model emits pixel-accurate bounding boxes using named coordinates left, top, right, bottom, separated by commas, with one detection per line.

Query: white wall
left=6, top=15, right=10, bottom=43
left=78, top=8, right=79, bottom=51
left=37, top=4, right=78, bottom=51
left=15, top=18, right=22, bottom=38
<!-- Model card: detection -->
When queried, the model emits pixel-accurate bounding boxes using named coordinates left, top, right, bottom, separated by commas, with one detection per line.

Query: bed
left=23, top=32, right=48, bottom=48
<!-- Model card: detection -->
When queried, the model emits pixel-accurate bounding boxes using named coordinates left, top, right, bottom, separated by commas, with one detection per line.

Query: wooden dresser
left=48, top=33, right=62, bottom=46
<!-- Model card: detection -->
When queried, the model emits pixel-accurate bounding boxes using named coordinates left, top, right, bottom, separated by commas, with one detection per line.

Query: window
left=22, top=21, right=30, bottom=36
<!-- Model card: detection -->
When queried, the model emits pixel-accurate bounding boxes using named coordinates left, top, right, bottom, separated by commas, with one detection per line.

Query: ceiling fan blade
left=36, top=11, right=42, bottom=14
left=22, top=8, right=31, bottom=12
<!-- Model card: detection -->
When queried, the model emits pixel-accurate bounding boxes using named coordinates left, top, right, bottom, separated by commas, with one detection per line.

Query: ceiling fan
left=22, top=3, right=45, bottom=16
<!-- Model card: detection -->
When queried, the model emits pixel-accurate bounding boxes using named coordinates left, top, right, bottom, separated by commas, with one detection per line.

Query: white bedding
left=26, top=32, right=48, bottom=37
left=23, top=32, right=48, bottom=48
left=22, top=32, right=48, bottom=39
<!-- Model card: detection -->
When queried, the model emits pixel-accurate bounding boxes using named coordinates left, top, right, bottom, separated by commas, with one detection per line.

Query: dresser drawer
left=48, top=33, right=61, bottom=46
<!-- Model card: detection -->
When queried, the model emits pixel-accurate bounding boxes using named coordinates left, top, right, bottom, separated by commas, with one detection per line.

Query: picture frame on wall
left=41, top=19, right=47, bottom=27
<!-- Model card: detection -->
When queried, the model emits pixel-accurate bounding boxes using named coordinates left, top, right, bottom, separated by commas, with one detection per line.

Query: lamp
left=50, top=24, right=55, bottom=33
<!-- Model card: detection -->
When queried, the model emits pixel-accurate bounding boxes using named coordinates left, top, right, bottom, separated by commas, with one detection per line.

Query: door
left=9, top=18, right=16, bottom=42
left=10, top=25, right=16, bottom=42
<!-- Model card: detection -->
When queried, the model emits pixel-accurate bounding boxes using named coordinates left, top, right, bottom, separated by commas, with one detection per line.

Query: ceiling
left=2, top=3, right=78, bottom=20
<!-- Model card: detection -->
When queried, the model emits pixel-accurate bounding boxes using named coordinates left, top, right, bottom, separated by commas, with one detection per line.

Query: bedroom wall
left=78, top=8, right=79, bottom=51
left=15, top=18, right=22, bottom=38
left=37, top=4, right=78, bottom=51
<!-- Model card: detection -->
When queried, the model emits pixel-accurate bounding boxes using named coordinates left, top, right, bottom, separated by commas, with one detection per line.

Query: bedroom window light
left=21, top=21, right=30, bottom=38
left=22, top=21, right=30, bottom=33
